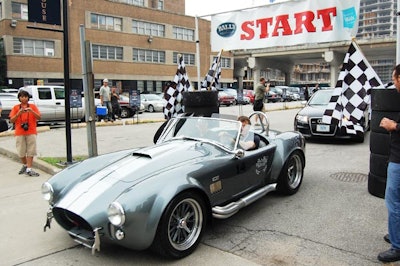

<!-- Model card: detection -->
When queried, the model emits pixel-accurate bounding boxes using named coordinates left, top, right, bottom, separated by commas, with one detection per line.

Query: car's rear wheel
left=277, top=151, right=304, bottom=195
left=151, top=191, right=206, bottom=259
left=148, top=105, right=155, bottom=112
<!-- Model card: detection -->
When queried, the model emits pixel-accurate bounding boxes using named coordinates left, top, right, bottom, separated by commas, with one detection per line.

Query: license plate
left=316, top=124, right=330, bottom=132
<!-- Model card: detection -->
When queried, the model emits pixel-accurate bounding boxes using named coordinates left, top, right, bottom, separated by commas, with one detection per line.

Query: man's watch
left=396, top=123, right=400, bottom=132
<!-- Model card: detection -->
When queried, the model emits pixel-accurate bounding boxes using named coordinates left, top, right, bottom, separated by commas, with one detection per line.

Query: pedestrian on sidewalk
left=9, top=90, right=41, bottom=176
left=100, top=78, right=113, bottom=122
left=111, top=86, right=121, bottom=120
left=253, top=77, right=270, bottom=125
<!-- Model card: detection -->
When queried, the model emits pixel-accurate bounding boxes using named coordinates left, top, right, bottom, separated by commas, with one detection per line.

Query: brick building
left=0, top=0, right=234, bottom=93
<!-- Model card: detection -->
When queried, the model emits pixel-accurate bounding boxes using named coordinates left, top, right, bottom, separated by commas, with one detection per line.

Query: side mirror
left=235, top=149, right=245, bottom=159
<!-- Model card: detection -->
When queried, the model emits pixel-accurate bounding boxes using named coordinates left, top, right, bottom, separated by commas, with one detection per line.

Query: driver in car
left=237, top=116, right=260, bottom=150
left=219, top=116, right=260, bottom=150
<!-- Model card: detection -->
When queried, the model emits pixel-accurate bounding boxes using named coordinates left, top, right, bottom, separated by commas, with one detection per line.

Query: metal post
left=195, top=16, right=201, bottom=89
left=79, top=25, right=98, bottom=157
left=63, top=0, right=72, bottom=163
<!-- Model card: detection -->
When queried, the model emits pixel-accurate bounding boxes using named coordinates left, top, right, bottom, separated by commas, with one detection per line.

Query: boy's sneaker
left=26, top=170, right=40, bottom=177
left=18, top=165, right=27, bottom=174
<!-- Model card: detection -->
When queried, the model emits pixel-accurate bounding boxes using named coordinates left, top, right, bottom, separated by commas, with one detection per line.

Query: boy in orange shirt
left=9, top=90, right=41, bottom=176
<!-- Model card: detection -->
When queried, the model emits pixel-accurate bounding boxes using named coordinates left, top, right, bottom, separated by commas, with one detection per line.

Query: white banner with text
left=211, top=0, right=360, bottom=51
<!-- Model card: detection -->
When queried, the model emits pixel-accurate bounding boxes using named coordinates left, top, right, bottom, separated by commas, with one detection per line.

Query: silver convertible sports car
left=42, top=112, right=306, bottom=259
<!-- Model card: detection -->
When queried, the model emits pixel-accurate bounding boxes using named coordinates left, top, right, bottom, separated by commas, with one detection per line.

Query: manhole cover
left=330, top=172, right=368, bottom=183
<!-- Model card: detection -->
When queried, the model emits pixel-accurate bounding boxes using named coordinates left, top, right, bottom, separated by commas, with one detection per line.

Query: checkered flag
left=322, top=41, right=383, bottom=135
left=201, top=50, right=222, bottom=91
left=163, top=54, right=192, bottom=119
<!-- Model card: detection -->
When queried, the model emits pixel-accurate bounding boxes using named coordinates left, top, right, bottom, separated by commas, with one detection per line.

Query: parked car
left=275, top=86, right=300, bottom=102
left=219, top=88, right=250, bottom=105
left=217, top=91, right=235, bottom=106
left=243, top=89, right=255, bottom=103
left=141, top=94, right=164, bottom=112
left=265, top=87, right=282, bottom=103
left=0, top=93, right=18, bottom=122
left=294, top=88, right=368, bottom=142
left=42, top=113, right=305, bottom=259
left=118, top=95, right=144, bottom=118
left=287, top=87, right=301, bottom=101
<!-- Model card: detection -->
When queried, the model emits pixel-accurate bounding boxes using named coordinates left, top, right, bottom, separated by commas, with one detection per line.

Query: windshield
left=158, top=117, right=242, bottom=151
left=308, top=89, right=333, bottom=106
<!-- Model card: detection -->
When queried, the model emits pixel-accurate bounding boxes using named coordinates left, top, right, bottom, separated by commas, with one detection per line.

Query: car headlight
left=108, top=202, right=126, bottom=226
left=41, top=182, right=54, bottom=202
left=296, top=114, right=308, bottom=124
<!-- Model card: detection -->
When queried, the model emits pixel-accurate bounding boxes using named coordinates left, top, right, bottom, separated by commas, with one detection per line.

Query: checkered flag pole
left=201, top=49, right=222, bottom=91
left=322, top=40, right=383, bottom=135
left=163, top=54, right=192, bottom=119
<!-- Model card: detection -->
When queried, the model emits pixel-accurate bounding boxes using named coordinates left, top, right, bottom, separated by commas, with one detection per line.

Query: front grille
left=53, top=207, right=93, bottom=232
left=309, top=117, right=337, bottom=136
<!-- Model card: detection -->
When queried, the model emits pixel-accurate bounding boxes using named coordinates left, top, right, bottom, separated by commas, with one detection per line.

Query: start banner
left=211, top=0, right=360, bottom=51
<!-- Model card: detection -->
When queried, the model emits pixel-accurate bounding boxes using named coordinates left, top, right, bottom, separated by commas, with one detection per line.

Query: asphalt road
left=0, top=103, right=392, bottom=265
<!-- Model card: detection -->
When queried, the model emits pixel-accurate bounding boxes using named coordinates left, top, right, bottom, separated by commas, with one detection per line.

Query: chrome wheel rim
left=287, top=154, right=303, bottom=189
left=168, top=198, right=203, bottom=251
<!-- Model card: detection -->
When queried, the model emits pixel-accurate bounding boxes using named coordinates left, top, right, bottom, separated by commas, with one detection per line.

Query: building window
left=173, top=27, right=194, bottom=41
left=23, top=79, right=34, bottom=86
left=156, top=81, right=162, bottom=92
left=132, top=20, right=165, bottom=37
left=137, top=80, right=144, bottom=91
left=91, top=13, right=122, bottom=31
left=114, top=0, right=144, bottom=6
left=0, top=3, right=2, bottom=20
left=12, top=2, right=28, bottom=20
left=13, top=38, right=55, bottom=56
left=157, top=0, right=164, bottom=10
left=92, top=45, right=123, bottom=60
left=215, top=57, right=232, bottom=68
left=173, top=52, right=195, bottom=65
left=146, top=80, right=153, bottom=91
left=133, top=48, right=165, bottom=63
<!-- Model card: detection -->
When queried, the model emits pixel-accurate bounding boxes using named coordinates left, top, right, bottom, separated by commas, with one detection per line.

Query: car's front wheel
left=277, top=151, right=304, bottom=195
left=148, top=105, right=155, bottom=112
left=151, top=191, right=207, bottom=259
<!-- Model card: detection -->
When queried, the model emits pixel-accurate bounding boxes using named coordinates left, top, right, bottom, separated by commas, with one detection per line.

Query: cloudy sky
left=185, top=0, right=270, bottom=18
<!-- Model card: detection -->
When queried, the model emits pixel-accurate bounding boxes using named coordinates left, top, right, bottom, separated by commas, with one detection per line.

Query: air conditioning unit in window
left=45, top=48, right=54, bottom=56
left=10, top=19, right=17, bottom=27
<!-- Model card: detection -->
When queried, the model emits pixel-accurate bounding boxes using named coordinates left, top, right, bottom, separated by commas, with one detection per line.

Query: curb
left=0, top=125, right=60, bottom=175
left=0, top=146, right=61, bottom=176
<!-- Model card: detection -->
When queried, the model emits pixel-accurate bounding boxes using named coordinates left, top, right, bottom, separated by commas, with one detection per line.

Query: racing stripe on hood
left=56, top=140, right=209, bottom=214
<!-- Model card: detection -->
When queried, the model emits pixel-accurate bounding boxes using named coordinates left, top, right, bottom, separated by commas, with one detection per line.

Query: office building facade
left=0, top=0, right=234, bottom=92
left=357, top=0, right=397, bottom=82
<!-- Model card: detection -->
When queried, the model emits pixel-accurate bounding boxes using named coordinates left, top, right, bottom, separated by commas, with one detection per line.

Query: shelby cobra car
left=42, top=112, right=306, bottom=259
